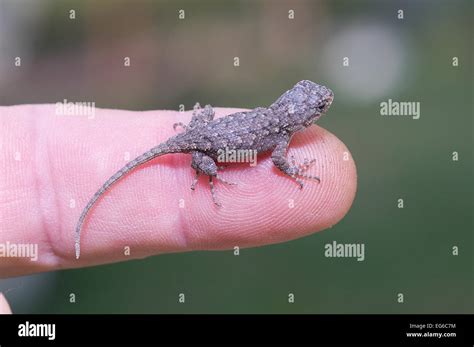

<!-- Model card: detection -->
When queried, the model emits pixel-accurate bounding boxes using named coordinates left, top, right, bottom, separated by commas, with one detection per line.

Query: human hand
left=0, top=105, right=356, bottom=278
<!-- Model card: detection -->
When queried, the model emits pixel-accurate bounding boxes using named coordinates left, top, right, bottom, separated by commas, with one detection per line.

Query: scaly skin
left=75, top=80, right=334, bottom=259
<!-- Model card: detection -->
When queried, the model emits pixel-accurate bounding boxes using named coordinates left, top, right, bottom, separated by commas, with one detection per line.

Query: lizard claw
left=296, top=173, right=320, bottom=182
left=291, top=175, right=304, bottom=189
left=216, top=174, right=236, bottom=186
left=193, top=102, right=201, bottom=110
left=291, top=158, right=320, bottom=184
left=297, top=179, right=304, bottom=189
left=173, top=122, right=187, bottom=132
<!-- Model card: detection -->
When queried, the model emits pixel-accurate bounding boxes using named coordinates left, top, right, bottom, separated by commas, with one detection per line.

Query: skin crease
left=0, top=104, right=357, bottom=278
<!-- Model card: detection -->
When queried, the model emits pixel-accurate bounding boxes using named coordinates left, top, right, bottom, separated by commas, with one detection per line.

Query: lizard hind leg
left=191, top=151, right=235, bottom=206
left=208, top=176, right=221, bottom=207
left=190, top=170, right=200, bottom=190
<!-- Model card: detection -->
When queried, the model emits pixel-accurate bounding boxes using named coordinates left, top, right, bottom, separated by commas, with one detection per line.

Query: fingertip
left=0, top=293, right=12, bottom=314
left=178, top=124, right=357, bottom=249
left=263, top=125, right=357, bottom=241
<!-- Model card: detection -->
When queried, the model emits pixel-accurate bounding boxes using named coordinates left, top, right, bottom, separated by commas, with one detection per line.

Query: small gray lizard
left=75, top=80, right=334, bottom=259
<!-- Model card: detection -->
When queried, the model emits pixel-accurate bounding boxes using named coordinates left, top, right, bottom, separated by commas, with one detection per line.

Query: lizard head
left=272, top=80, right=334, bottom=126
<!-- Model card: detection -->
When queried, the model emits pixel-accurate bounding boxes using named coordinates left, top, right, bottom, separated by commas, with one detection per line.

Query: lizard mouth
left=312, top=96, right=333, bottom=123
left=320, top=94, right=334, bottom=114
left=324, top=93, right=334, bottom=109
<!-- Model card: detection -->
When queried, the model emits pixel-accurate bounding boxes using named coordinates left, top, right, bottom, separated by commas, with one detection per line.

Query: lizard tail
left=75, top=142, right=175, bottom=259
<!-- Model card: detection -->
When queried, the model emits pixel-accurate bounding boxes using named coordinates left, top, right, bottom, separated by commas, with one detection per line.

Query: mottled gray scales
left=75, top=80, right=334, bottom=259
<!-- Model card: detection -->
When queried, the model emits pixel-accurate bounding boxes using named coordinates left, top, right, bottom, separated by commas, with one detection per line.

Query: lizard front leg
left=271, top=135, right=320, bottom=189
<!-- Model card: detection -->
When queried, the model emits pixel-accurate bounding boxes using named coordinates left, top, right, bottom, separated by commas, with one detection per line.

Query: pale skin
left=0, top=105, right=357, bottom=291
left=0, top=293, right=12, bottom=314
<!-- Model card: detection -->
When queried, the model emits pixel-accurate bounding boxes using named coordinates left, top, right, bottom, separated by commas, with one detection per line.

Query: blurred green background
left=0, top=0, right=472, bottom=313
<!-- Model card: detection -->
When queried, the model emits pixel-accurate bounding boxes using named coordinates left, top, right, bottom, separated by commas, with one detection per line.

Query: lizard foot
left=173, top=122, right=187, bottom=132
left=215, top=174, right=236, bottom=186
left=289, top=156, right=321, bottom=187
